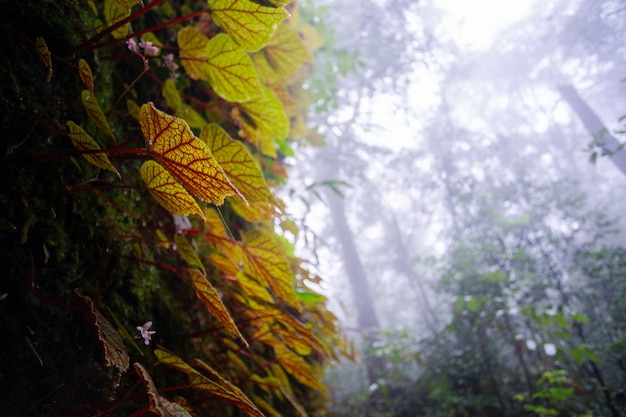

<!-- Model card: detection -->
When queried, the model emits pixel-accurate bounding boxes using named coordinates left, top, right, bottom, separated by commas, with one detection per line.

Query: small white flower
left=136, top=321, right=156, bottom=345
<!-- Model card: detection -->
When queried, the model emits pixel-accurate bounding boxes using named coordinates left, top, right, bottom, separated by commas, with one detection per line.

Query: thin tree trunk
left=557, top=84, right=626, bottom=178
left=325, top=189, right=382, bottom=384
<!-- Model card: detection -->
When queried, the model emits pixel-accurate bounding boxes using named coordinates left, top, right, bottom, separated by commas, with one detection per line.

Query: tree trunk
left=557, top=84, right=626, bottom=178
left=325, top=189, right=382, bottom=384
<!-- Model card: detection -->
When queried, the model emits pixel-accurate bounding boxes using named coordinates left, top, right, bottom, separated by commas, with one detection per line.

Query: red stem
left=68, top=0, right=166, bottom=54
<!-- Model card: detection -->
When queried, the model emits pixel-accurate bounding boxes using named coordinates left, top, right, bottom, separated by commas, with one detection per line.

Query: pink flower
left=136, top=321, right=156, bottom=345
left=139, top=39, right=159, bottom=56
left=126, top=38, right=138, bottom=52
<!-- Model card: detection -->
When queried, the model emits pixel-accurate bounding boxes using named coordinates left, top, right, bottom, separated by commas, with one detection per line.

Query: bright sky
left=435, top=0, right=537, bottom=50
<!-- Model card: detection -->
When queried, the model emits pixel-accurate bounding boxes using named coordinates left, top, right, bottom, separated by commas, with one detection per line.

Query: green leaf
left=209, top=0, right=288, bottom=51
left=206, top=33, right=263, bottom=103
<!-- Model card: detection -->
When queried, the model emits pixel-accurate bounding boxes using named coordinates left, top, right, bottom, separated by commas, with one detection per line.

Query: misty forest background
left=293, top=0, right=626, bottom=416
left=1, top=0, right=626, bottom=416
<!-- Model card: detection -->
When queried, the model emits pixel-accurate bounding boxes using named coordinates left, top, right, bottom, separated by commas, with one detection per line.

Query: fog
left=285, top=0, right=626, bottom=414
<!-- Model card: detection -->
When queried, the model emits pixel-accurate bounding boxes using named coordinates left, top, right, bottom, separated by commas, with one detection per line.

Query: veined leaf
left=66, top=121, right=120, bottom=177
left=76, top=289, right=129, bottom=375
left=242, top=229, right=300, bottom=310
left=236, top=270, right=274, bottom=302
left=209, top=0, right=288, bottom=51
left=206, top=33, right=263, bottom=103
left=201, top=124, right=274, bottom=204
left=234, top=86, right=289, bottom=157
left=35, top=37, right=52, bottom=82
left=78, top=59, right=94, bottom=92
left=81, top=90, right=116, bottom=142
left=230, top=198, right=275, bottom=222
left=134, top=363, right=192, bottom=417
left=104, top=0, right=140, bottom=39
left=140, top=160, right=205, bottom=219
left=177, top=26, right=209, bottom=81
left=139, top=102, right=244, bottom=205
left=252, top=23, right=313, bottom=81
left=174, top=234, right=205, bottom=274
left=187, top=269, right=247, bottom=346
left=195, top=358, right=264, bottom=416
left=155, top=350, right=264, bottom=417
left=274, top=346, right=325, bottom=392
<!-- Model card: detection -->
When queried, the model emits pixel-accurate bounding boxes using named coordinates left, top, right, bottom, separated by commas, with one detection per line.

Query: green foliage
left=0, top=0, right=346, bottom=415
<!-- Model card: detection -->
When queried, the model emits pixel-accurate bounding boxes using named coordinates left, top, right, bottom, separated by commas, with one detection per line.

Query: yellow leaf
left=81, top=90, right=116, bottom=142
left=78, top=59, right=94, bottom=92
left=242, top=229, right=300, bottom=309
left=187, top=269, right=247, bottom=346
left=134, top=363, right=193, bottom=417
left=233, top=86, right=289, bottom=157
left=127, top=99, right=141, bottom=121
left=230, top=198, right=275, bottom=222
left=104, top=0, right=140, bottom=39
left=66, top=121, right=120, bottom=177
left=162, top=80, right=207, bottom=127
left=177, top=26, right=209, bottom=81
left=174, top=234, right=205, bottom=274
left=163, top=78, right=183, bottom=113
left=140, top=160, right=205, bottom=219
left=252, top=23, right=313, bottom=81
left=252, top=395, right=282, bottom=417
left=236, top=271, right=274, bottom=303
left=201, top=124, right=274, bottom=204
left=206, top=33, right=263, bottom=103
left=274, top=346, right=325, bottom=392
left=35, top=37, right=52, bottom=82
left=155, top=229, right=170, bottom=249
left=155, top=350, right=264, bottom=417
left=209, top=0, right=288, bottom=51
left=139, top=102, right=244, bottom=205
left=298, top=23, right=324, bottom=51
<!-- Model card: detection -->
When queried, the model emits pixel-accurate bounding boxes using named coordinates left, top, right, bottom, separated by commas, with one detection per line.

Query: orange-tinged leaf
left=134, top=362, right=193, bottom=417
left=274, top=346, right=325, bottom=392
left=78, top=59, right=94, bottom=92
left=237, top=270, right=274, bottom=302
left=195, top=358, right=264, bottom=417
left=230, top=198, right=275, bottom=222
left=81, top=90, right=116, bottom=141
left=252, top=23, right=313, bottom=81
left=242, top=229, right=300, bottom=309
left=155, top=350, right=264, bottom=417
left=35, top=37, right=52, bottom=82
left=140, top=160, right=205, bottom=219
left=206, top=33, right=263, bottom=102
left=233, top=87, right=289, bottom=157
left=177, top=26, right=209, bottom=81
left=104, top=0, right=140, bottom=39
left=66, top=121, right=120, bottom=177
left=201, top=124, right=274, bottom=204
left=139, top=102, right=244, bottom=205
left=174, top=234, right=205, bottom=274
left=209, top=0, right=288, bottom=51
left=187, top=269, right=247, bottom=346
